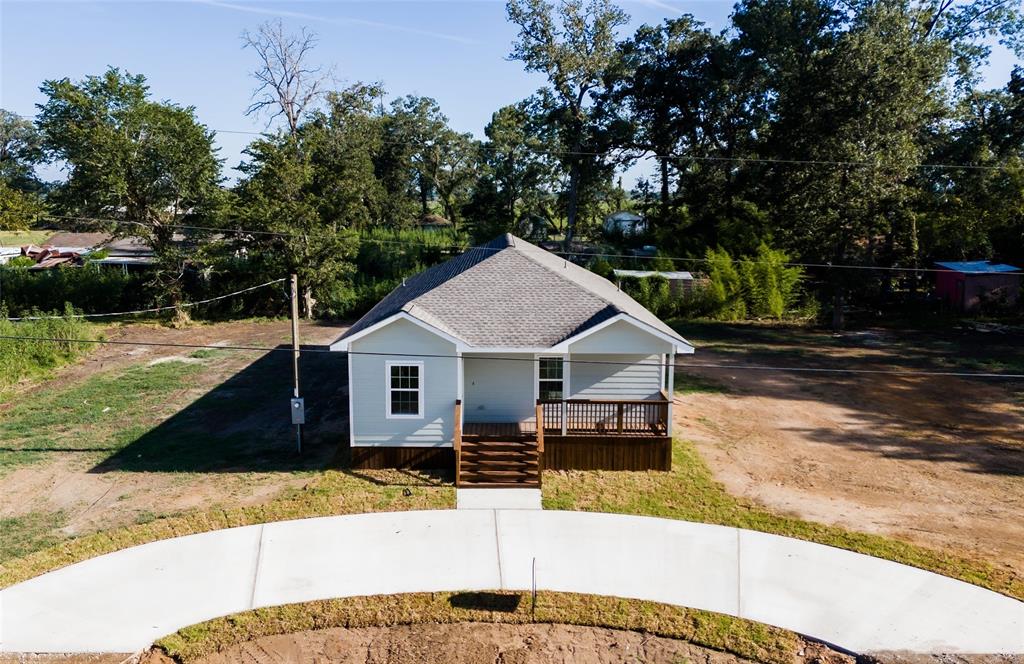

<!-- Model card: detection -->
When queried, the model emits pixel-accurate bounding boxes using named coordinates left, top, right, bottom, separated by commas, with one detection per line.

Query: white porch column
left=456, top=350, right=464, bottom=431
left=667, top=352, right=675, bottom=436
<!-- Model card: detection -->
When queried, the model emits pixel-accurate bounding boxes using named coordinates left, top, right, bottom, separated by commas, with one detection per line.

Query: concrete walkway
left=456, top=488, right=542, bottom=509
left=1, top=510, right=1021, bottom=655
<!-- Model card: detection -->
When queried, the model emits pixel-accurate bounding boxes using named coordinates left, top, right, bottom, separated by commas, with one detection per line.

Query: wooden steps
left=458, top=439, right=540, bottom=488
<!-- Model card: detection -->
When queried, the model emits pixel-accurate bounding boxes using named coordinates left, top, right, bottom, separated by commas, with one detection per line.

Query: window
left=538, top=357, right=564, bottom=401
left=386, top=362, right=423, bottom=418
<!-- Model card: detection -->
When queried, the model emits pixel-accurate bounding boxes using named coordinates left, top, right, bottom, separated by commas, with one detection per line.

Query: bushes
left=0, top=264, right=151, bottom=319
left=703, top=244, right=804, bottom=321
left=615, top=244, right=809, bottom=322
left=0, top=304, right=93, bottom=390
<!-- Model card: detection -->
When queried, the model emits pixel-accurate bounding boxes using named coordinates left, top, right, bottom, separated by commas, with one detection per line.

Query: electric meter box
left=290, top=398, right=305, bottom=425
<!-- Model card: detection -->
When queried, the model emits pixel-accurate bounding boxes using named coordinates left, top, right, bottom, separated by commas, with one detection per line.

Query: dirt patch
left=146, top=623, right=850, bottom=664
left=0, top=319, right=350, bottom=549
left=676, top=327, right=1024, bottom=582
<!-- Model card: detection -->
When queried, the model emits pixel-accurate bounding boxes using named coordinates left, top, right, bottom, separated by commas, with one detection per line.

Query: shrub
left=739, top=243, right=802, bottom=319
left=705, top=248, right=747, bottom=321
left=0, top=304, right=93, bottom=390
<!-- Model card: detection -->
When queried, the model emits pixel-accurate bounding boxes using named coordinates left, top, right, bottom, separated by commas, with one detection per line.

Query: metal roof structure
left=935, top=261, right=1020, bottom=274
left=613, top=269, right=695, bottom=280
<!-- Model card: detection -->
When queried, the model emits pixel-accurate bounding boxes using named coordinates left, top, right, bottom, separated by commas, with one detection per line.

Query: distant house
left=935, top=261, right=1021, bottom=312
left=331, top=234, right=694, bottom=486
left=19, top=232, right=158, bottom=270
left=417, top=214, right=453, bottom=231
left=603, top=211, right=647, bottom=237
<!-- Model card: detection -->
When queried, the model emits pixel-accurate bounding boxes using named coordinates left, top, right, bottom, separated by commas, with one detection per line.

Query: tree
left=306, top=83, right=387, bottom=230
left=507, top=0, right=629, bottom=248
left=426, top=129, right=479, bottom=228
left=243, top=20, right=331, bottom=135
left=473, top=103, right=556, bottom=229
left=917, top=66, right=1024, bottom=265
left=0, top=109, right=46, bottom=229
left=611, top=18, right=720, bottom=220
left=234, top=131, right=357, bottom=317
left=36, top=68, right=222, bottom=299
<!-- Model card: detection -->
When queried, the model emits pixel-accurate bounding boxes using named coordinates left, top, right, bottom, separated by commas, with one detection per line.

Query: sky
left=1, top=0, right=1019, bottom=187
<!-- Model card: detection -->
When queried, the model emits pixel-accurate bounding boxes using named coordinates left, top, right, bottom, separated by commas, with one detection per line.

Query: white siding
left=349, top=318, right=458, bottom=447
left=568, top=319, right=674, bottom=355
left=571, top=354, right=664, bottom=400
left=463, top=353, right=535, bottom=423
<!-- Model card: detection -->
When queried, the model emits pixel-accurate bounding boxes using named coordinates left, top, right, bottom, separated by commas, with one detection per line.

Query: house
left=331, top=234, right=694, bottom=487
left=21, top=233, right=158, bottom=270
left=935, top=261, right=1020, bottom=312
left=417, top=213, right=453, bottom=230
left=603, top=210, right=647, bottom=237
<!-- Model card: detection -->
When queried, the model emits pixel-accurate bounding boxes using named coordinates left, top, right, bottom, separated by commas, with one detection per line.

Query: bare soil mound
left=144, top=622, right=851, bottom=664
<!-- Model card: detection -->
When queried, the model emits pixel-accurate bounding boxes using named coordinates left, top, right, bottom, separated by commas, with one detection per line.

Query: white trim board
left=384, top=360, right=425, bottom=420
left=330, top=312, right=694, bottom=356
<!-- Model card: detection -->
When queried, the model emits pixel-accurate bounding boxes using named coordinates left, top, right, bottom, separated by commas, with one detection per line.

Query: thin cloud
left=196, top=0, right=481, bottom=46
left=633, top=0, right=686, bottom=15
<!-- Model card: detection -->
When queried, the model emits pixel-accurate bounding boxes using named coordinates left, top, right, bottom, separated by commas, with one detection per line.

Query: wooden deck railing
left=538, top=398, right=669, bottom=437
left=535, top=400, right=545, bottom=471
left=453, top=399, right=462, bottom=487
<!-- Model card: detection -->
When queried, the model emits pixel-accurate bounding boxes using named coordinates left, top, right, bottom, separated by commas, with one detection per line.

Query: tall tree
left=37, top=68, right=222, bottom=298
left=612, top=18, right=719, bottom=218
left=243, top=20, right=331, bottom=135
left=234, top=129, right=358, bottom=317
left=507, top=0, right=628, bottom=248
left=0, top=109, right=46, bottom=230
left=477, top=102, right=556, bottom=229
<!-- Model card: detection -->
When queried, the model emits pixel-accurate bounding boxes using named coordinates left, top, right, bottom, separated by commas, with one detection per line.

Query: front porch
left=454, top=394, right=673, bottom=488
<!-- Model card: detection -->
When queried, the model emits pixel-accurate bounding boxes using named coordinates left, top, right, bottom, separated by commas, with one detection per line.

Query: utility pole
left=289, top=273, right=304, bottom=454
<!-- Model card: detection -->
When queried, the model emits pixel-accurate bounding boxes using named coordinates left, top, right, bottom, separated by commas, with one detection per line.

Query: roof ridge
left=506, top=237, right=626, bottom=314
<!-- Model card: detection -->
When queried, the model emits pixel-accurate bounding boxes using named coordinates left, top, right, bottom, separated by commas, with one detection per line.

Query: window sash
left=386, top=362, right=423, bottom=418
left=538, top=357, right=565, bottom=401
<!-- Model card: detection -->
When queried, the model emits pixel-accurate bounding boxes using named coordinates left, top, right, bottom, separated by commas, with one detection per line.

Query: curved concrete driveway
left=1, top=510, right=1021, bottom=654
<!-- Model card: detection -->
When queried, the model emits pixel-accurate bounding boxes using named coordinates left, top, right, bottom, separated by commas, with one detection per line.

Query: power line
left=4, top=278, right=286, bottom=321
left=1, top=333, right=1022, bottom=380
left=35, top=214, right=1020, bottom=275
left=9, top=111, right=1018, bottom=172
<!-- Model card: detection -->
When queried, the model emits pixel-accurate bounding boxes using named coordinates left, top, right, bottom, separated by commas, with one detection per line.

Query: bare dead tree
left=242, top=20, right=331, bottom=134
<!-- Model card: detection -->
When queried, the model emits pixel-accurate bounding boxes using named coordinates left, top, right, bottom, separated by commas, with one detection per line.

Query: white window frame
left=385, top=360, right=425, bottom=419
left=534, top=355, right=568, bottom=402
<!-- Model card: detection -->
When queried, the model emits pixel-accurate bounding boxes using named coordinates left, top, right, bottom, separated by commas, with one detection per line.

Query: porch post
left=666, top=352, right=675, bottom=436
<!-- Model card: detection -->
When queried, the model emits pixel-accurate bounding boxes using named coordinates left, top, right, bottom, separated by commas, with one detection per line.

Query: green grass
left=0, top=315, right=96, bottom=393
left=0, top=359, right=206, bottom=472
left=0, top=511, right=68, bottom=562
left=156, top=592, right=800, bottom=664
left=0, top=230, right=51, bottom=246
left=543, top=439, right=1022, bottom=600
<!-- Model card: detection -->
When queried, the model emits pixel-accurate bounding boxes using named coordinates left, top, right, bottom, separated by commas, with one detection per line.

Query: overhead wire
left=34, top=213, right=1021, bottom=275
left=4, top=278, right=287, bottom=321
left=10, top=111, right=1015, bottom=172
left=0, top=333, right=1022, bottom=380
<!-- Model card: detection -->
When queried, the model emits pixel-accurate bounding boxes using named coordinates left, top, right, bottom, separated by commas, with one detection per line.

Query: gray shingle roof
left=340, top=234, right=691, bottom=349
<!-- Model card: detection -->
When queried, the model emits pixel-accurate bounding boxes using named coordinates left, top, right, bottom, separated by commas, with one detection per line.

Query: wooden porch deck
left=455, top=396, right=673, bottom=486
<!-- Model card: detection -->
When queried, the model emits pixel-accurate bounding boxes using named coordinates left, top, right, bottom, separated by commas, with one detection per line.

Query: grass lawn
left=0, top=360, right=207, bottom=472
left=543, top=439, right=1023, bottom=600
left=158, top=592, right=800, bottom=664
left=0, top=230, right=51, bottom=246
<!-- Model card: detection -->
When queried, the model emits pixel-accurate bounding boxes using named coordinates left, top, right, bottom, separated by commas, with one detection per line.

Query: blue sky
left=1, top=0, right=1019, bottom=186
